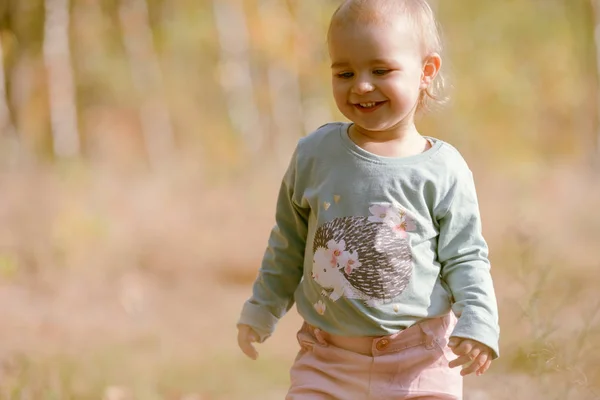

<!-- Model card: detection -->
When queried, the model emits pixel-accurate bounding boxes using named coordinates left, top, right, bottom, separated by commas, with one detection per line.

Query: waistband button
left=375, top=338, right=390, bottom=351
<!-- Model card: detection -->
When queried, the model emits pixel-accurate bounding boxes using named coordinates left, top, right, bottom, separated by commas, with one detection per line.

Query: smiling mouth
left=354, top=101, right=386, bottom=111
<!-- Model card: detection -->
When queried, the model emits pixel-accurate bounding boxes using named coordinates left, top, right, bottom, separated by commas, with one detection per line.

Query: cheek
left=387, top=79, right=421, bottom=103
left=331, top=81, right=348, bottom=101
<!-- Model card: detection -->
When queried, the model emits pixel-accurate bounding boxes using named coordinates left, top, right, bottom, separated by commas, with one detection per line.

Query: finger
left=476, top=359, right=492, bottom=376
left=447, top=337, right=461, bottom=348
left=238, top=325, right=259, bottom=343
left=451, top=340, right=474, bottom=356
left=460, top=353, right=489, bottom=376
left=238, top=336, right=259, bottom=360
left=237, top=329, right=259, bottom=360
left=249, top=330, right=259, bottom=343
left=448, top=347, right=480, bottom=368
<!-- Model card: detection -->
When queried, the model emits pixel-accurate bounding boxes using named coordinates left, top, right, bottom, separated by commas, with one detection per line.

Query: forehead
left=328, top=22, right=422, bottom=64
left=332, top=0, right=408, bottom=25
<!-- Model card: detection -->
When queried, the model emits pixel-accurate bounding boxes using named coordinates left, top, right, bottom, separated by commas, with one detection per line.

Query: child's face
left=328, top=20, right=429, bottom=133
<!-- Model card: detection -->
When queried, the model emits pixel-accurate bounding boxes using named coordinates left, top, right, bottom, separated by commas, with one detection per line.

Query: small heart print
left=323, top=202, right=331, bottom=210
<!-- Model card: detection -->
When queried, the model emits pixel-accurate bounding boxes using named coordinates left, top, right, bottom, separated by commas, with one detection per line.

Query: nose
left=351, top=77, right=375, bottom=95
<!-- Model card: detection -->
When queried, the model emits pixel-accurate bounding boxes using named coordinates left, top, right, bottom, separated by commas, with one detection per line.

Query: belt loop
left=442, top=311, right=453, bottom=331
left=419, top=320, right=436, bottom=350
left=312, top=327, right=328, bottom=346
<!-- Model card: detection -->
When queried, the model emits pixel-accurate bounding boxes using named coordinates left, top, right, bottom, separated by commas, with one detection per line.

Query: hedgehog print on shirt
left=311, top=203, right=416, bottom=308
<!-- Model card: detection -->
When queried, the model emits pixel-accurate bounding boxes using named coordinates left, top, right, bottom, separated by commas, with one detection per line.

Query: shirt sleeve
left=437, top=168, right=500, bottom=359
left=237, top=147, right=309, bottom=342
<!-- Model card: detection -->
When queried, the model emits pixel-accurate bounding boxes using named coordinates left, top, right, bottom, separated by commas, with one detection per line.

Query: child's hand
left=447, top=337, right=492, bottom=376
left=237, top=324, right=260, bottom=360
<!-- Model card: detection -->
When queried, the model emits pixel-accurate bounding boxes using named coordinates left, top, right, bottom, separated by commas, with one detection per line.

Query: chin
left=353, top=121, right=395, bottom=132
left=360, top=116, right=414, bottom=132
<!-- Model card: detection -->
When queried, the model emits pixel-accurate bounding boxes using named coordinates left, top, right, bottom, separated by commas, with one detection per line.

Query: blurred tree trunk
left=119, top=0, right=176, bottom=169
left=293, top=0, right=333, bottom=134
left=257, top=0, right=304, bottom=160
left=43, top=0, right=80, bottom=158
left=0, top=31, right=20, bottom=167
left=213, top=0, right=264, bottom=154
left=593, top=0, right=600, bottom=163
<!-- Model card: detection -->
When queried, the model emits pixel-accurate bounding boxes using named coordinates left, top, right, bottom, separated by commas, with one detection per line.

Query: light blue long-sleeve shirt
left=238, top=122, right=500, bottom=358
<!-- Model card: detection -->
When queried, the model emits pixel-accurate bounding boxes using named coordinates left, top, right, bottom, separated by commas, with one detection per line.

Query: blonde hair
left=329, top=0, right=447, bottom=112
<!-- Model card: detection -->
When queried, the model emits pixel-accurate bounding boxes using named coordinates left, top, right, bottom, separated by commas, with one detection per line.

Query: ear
left=420, top=53, right=442, bottom=90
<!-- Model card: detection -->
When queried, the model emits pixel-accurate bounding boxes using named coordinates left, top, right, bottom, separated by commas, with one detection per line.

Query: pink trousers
left=286, top=314, right=463, bottom=400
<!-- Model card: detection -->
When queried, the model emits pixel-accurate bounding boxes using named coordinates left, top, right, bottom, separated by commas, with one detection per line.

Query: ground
left=0, top=161, right=598, bottom=399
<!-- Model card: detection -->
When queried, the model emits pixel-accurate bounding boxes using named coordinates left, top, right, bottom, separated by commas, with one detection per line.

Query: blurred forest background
left=0, top=0, right=599, bottom=399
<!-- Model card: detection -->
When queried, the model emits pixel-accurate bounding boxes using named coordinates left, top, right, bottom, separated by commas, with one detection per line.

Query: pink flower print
left=368, top=203, right=395, bottom=223
left=312, top=247, right=337, bottom=281
left=387, top=213, right=416, bottom=238
left=314, top=300, right=326, bottom=315
left=326, top=239, right=346, bottom=263
left=338, top=250, right=362, bottom=275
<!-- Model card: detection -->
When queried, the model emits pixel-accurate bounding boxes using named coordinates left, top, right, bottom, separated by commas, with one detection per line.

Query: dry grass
left=0, top=159, right=599, bottom=399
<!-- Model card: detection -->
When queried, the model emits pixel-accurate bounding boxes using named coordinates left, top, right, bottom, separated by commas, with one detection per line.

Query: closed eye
left=373, top=69, right=390, bottom=76
left=336, top=72, right=354, bottom=79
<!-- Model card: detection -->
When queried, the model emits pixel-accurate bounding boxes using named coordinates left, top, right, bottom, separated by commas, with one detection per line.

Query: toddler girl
left=237, top=1, right=500, bottom=398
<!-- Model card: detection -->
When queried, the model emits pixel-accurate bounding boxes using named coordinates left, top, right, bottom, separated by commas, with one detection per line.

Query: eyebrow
left=331, top=62, right=349, bottom=69
left=331, top=59, right=399, bottom=69
left=371, top=58, right=398, bottom=65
